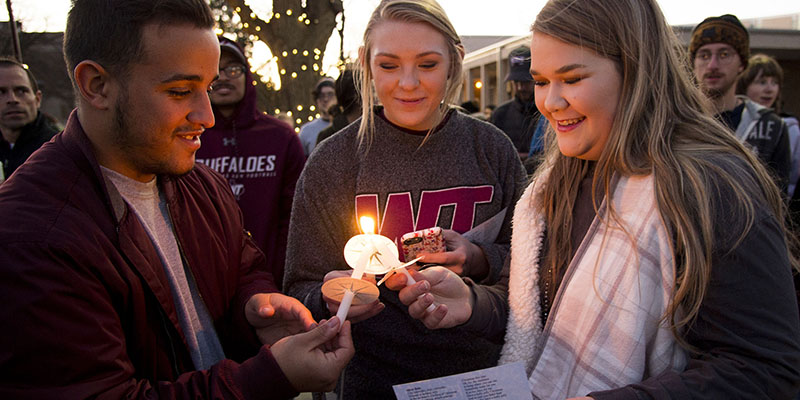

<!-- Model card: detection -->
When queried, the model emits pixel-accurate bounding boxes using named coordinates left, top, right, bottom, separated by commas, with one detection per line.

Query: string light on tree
left=213, top=0, right=347, bottom=141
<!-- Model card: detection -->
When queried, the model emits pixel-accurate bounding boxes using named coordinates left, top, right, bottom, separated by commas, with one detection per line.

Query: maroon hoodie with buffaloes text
left=196, top=37, right=304, bottom=288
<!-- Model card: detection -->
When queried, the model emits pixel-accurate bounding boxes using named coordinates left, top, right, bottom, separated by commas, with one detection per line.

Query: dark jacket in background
left=727, top=96, right=792, bottom=193
left=315, top=113, right=353, bottom=148
left=490, top=97, right=540, bottom=154
left=0, top=111, right=58, bottom=180
left=0, top=112, right=297, bottom=399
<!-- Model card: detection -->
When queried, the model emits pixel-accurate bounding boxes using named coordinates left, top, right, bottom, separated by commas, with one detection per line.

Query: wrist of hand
left=464, top=242, right=489, bottom=280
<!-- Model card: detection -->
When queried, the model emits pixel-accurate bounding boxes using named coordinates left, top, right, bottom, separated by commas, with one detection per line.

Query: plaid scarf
left=500, top=170, right=688, bottom=399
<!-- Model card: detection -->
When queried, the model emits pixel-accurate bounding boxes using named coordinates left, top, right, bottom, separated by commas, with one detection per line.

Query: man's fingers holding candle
left=271, top=316, right=355, bottom=392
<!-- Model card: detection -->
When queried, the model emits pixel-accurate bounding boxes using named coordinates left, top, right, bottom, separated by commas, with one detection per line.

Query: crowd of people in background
left=0, top=0, right=799, bottom=399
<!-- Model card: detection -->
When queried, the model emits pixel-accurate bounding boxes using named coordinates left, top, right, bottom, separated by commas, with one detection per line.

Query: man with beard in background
left=691, top=14, right=790, bottom=192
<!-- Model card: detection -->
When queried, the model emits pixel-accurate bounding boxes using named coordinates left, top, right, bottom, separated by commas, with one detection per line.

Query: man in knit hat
left=691, top=14, right=791, bottom=192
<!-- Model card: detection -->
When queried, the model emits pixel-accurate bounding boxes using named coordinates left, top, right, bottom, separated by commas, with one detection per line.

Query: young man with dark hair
left=0, top=57, right=58, bottom=182
left=0, top=0, right=352, bottom=398
left=690, top=14, right=791, bottom=192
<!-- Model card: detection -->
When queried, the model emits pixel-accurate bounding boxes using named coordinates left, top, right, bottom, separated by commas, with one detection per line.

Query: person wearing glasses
left=196, top=37, right=304, bottom=289
left=690, top=14, right=791, bottom=192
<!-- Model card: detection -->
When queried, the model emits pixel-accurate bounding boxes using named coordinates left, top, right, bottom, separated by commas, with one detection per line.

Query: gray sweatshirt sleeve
left=282, top=136, right=359, bottom=321
left=461, top=255, right=510, bottom=343
left=474, top=149, right=526, bottom=285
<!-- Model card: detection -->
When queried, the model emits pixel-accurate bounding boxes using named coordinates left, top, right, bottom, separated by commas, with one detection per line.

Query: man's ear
left=33, top=90, right=42, bottom=110
left=73, top=61, right=116, bottom=110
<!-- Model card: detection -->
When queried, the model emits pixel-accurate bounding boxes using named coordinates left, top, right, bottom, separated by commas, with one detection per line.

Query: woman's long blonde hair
left=356, top=0, right=464, bottom=148
left=532, top=0, right=795, bottom=348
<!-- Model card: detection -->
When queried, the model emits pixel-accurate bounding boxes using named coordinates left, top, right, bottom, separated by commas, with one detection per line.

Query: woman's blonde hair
left=532, top=0, right=795, bottom=348
left=356, top=0, right=464, bottom=148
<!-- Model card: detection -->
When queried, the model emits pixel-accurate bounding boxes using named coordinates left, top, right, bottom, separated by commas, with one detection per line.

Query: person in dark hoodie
left=0, top=57, right=58, bottom=183
left=196, top=37, right=304, bottom=288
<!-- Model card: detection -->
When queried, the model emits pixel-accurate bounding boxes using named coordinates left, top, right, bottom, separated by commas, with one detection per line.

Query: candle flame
left=360, top=216, right=375, bottom=234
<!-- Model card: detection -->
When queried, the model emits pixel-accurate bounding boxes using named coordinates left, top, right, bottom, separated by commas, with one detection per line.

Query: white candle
left=351, top=238, right=374, bottom=280
left=335, top=290, right=355, bottom=322
left=335, top=217, right=380, bottom=323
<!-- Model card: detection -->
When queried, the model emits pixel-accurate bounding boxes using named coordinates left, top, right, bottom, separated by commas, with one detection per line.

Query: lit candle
left=352, top=216, right=377, bottom=280
left=335, top=216, right=387, bottom=323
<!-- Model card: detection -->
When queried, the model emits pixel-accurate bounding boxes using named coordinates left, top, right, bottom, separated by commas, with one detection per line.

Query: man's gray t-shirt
left=102, top=167, right=225, bottom=370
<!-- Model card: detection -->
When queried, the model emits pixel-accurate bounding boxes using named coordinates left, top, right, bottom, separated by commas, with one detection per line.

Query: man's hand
left=397, top=267, right=473, bottom=329
left=409, top=229, right=489, bottom=279
left=322, top=270, right=384, bottom=323
left=245, top=293, right=316, bottom=345
left=271, top=317, right=355, bottom=392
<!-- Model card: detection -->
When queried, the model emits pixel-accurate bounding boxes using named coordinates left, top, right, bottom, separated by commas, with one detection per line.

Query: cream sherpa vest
left=500, top=171, right=688, bottom=399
